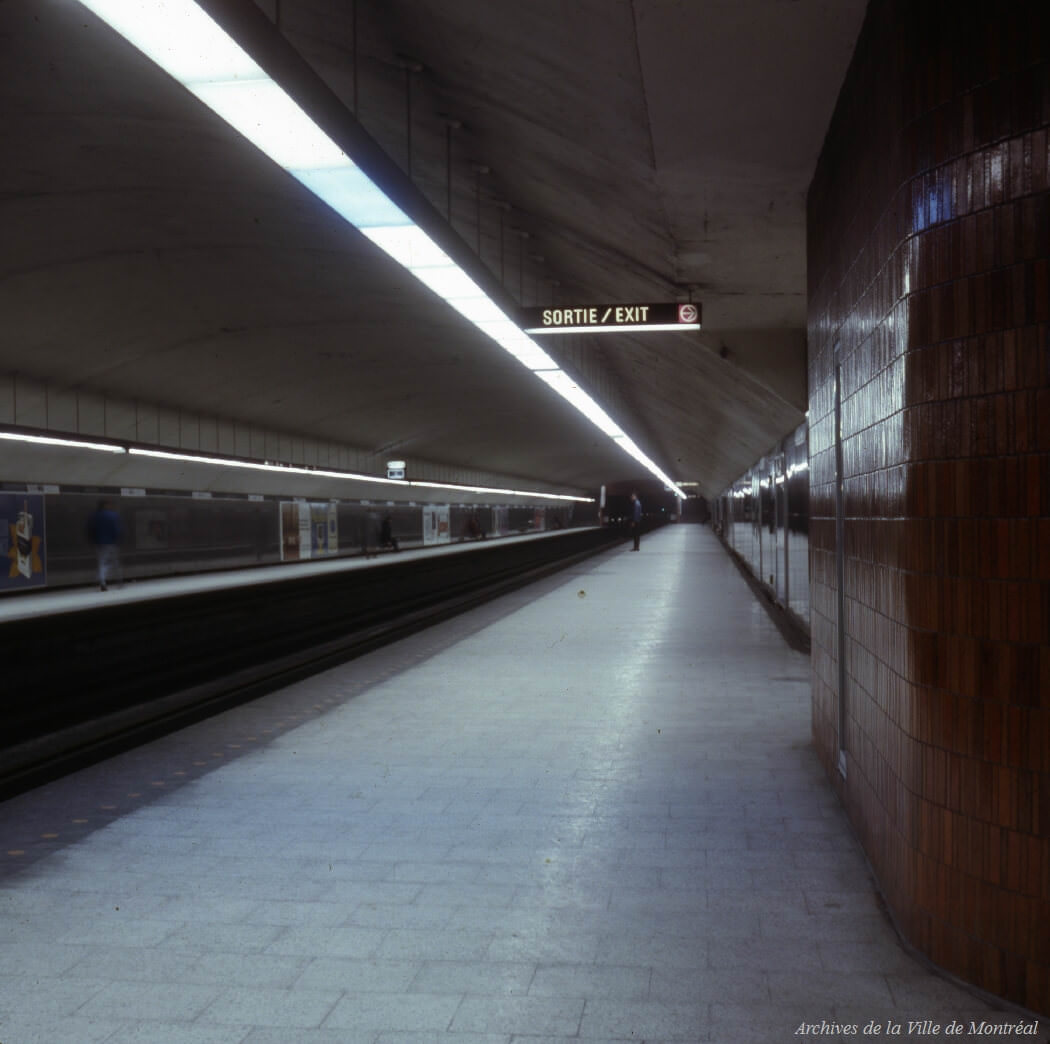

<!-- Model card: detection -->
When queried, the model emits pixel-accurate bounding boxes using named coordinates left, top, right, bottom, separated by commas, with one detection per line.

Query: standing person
left=629, top=491, right=642, bottom=551
left=380, top=514, right=399, bottom=552
left=87, top=498, right=122, bottom=590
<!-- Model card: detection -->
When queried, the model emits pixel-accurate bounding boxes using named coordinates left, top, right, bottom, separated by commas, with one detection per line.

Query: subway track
left=2, top=527, right=625, bottom=800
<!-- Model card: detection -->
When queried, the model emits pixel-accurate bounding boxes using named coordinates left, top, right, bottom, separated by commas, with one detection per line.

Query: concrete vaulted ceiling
left=0, top=0, right=866, bottom=499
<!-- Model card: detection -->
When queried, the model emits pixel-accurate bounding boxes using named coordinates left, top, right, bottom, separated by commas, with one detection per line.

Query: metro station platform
left=1, top=526, right=1043, bottom=1044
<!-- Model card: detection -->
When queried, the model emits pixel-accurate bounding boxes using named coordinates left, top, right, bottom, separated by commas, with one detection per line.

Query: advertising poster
left=134, top=509, right=169, bottom=550
left=491, top=506, right=508, bottom=537
left=281, top=502, right=339, bottom=560
left=309, top=503, right=338, bottom=558
left=298, top=502, right=313, bottom=559
left=1, top=493, right=46, bottom=591
left=280, top=501, right=305, bottom=561
left=422, top=505, right=451, bottom=545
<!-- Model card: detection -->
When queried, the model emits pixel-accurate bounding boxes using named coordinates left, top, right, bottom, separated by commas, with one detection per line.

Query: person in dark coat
left=629, top=491, right=642, bottom=551
left=379, top=514, right=399, bottom=552
left=87, top=499, right=122, bottom=590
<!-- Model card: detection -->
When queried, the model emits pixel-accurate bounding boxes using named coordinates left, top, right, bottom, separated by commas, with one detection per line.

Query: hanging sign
left=521, top=302, right=701, bottom=334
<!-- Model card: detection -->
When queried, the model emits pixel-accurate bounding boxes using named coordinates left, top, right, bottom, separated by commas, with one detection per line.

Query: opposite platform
left=0, top=528, right=583, bottom=623
left=0, top=525, right=1044, bottom=1043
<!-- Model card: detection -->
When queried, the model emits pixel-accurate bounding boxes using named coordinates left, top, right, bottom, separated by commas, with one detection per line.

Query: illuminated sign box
left=521, top=302, right=701, bottom=334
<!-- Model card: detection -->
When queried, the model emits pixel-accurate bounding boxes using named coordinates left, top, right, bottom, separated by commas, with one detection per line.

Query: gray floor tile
left=578, top=998, right=708, bottom=1040
left=64, top=946, right=203, bottom=983
left=450, top=995, right=584, bottom=1036
left=409, top=959, right=535, bottom=996
left=322, top=991, right=462, bottom=1031
left=816, top=939, right=921, bottom=974
left=264, top=922, right=386, bottom=957
left=595, top=932, right=708, bottom=969
left=320, top=881, right=423, bottom=906
left=200, top=986, right=341, bottom=1027
left=153, top=896, right=262, bottom=924
left=376, top=1036, right=509, bottom=1044
left=56, top=917, right=179, bottom=948
left=486, top=929, right=602, bottom=964
left=710, top=937, right=825, bottom=973
left=245, top=899, right=355, bottom=927
left=529, top=962, right=650, bottom=999
left=377, top=928, right=493, bottom=961
left=0, top=941, right=85, bottom=976
left=242, top=1030, right=377, bottom=1044
left=649, top=966, right=771, bottom=1005
left=0, top=1015, right=123, bottom=1044
left=768, top=969, right=895, bottom=1008
left=414, top=883, right=516, bottom=908
left=193, top=952, right=312, bottom=988
left=105, top=1025, right=253, bottom=1043
left=0, top=975, right=108, bottom=1017
left=392, top=862, right=483, bottom=883
left=160, top=922, right=286, bottom=953
left=76, top=980, right=219, bottom=1020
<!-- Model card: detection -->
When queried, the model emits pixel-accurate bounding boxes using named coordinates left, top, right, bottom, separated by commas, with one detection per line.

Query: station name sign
left=521, top=302, right=701, bottom=334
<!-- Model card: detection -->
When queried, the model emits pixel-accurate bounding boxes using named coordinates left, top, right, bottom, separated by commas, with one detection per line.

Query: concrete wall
left=808, top=0, right=1050, bottom=1013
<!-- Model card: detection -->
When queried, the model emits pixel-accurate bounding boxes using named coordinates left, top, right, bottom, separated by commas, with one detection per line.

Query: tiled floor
left=1, top=525, right=1045, bottom=1043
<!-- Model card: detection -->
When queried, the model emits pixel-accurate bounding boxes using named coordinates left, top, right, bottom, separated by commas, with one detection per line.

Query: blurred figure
left=379, top=514, right=399, bottom=552
left=87, top=498, right=122, bottom=590
left=629, top=491, right=642, bottom=551
left=465, top=513, right=483, bottom=541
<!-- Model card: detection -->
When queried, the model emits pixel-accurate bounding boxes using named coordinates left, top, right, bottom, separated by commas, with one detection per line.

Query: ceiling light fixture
left=0, top=430, right=127, bottom=454
left=75, top=0, right=684, bottom=499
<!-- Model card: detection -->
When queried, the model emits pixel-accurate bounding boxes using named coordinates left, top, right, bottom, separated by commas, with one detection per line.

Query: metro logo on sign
left=521, top=302, right=701, bottom=334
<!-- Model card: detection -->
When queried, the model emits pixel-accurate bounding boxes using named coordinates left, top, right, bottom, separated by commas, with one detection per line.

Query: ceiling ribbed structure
left=0, top=0, right=867, bottom=498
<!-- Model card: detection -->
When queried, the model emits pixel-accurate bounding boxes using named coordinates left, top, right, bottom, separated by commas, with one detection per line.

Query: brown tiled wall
left=808, top=0, right=1050, bottom=1013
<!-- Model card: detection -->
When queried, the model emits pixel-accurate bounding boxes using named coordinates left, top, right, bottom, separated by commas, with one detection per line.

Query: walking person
left=629, top=491, right=642, bottom=550
left=87, top=498, right=122, bottom=590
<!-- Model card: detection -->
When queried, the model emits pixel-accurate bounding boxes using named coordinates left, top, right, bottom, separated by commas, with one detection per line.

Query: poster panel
left=297, top=502, right=313, bottom=559
left=279, top=501, right=303, bottom=561
left=1, top=493, right=47, bottom=591
left=282, top=502, right=338, bottom=560
left=310, top=502, right=338, bottom=557
left=422, top=505, right=451, bottom=545
left=134, top=509, right=169, bottom=550
left=491, top=506, right=508, bottom=537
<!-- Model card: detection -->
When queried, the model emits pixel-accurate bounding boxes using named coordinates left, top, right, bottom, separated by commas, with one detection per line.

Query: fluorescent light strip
left=76, top=0, right=682, bottom=499
left=613, top=436, right=684, bottom=496
left=525, top=324, right=701, bottom=335
left=0, top=430, right=127, bottom=454
left=534, top=371, right=624, bottom=439
left=130, top=447, right=404, bottom=484
left=129, top=447, right=591, bottom=502
left=409, top=480, right=590, bottom=503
